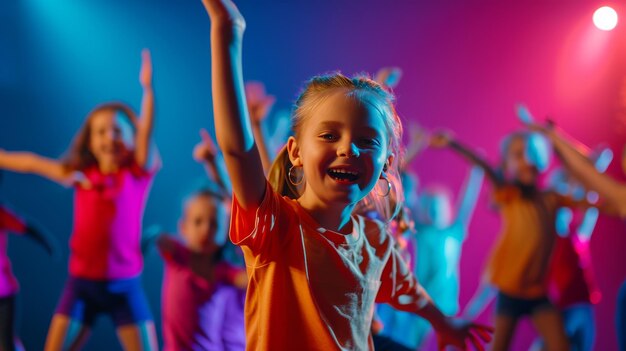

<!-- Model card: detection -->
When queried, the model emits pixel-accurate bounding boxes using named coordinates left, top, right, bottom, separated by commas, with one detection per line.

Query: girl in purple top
left=0, top=172, right=59, bottom=351
left=0, top=50, right=160, bottom=350
left=144, top=131, right=246, bottom=350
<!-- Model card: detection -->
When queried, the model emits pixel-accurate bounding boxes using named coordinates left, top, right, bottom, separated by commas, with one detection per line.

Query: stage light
left=593, top=6, right=618, bottom=31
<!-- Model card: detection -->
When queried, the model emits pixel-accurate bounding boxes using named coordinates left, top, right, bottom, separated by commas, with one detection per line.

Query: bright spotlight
left=593, top=6, right=618, bottom=31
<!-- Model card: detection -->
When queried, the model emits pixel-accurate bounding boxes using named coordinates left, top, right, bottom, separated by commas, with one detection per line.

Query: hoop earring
left=288, top=165, right=304, bottom=186
left=376, top=176, right=391, bottom=197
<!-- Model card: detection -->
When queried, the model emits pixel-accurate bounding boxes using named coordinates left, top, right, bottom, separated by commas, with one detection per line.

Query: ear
left=287, top=136, right=303, bottom=167
left=380, top=153, right=395, bottom=178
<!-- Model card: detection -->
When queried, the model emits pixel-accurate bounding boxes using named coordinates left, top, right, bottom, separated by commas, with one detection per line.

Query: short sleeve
left=376, top=235, right=432, bottom=314
left=229, top=181, right=292, bottom=258
left=0, top=206, right=27, bottom=234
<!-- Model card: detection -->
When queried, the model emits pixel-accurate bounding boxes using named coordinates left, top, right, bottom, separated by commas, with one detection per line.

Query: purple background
left=1, top=0, right=625, bottom=349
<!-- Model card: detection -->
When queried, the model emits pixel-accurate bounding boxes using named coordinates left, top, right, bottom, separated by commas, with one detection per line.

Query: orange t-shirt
left=230, top=183, right=431, bottom=351
left=485, top=186, right=578, bottom=299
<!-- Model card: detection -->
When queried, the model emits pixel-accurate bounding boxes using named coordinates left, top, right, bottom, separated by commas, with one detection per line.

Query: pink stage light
left=593, top=6, right=618, bottom=31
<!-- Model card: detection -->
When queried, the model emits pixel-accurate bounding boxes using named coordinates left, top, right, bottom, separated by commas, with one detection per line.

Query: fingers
left=141, top=48, right=152, bottom=65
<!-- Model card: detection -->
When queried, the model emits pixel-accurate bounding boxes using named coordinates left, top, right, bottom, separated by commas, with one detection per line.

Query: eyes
left=94, top=126, right=122, bottom=139
left=317, top=132, right=382, bottom=148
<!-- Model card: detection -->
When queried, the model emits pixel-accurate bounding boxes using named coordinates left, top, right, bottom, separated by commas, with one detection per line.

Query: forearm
left=456, top=167, right=484, bottom=227
left=211, top=28, right=253, bottom=156
left=135, top=86, right=155, bottom=168
left=0, top=150, right=68, bottom=183
left=204, top=155, right=232, bottom=194
left=549, top=131, right=626, bottom=216
left=448, top=140, right=501, bottom=186
left=415, top=300, right=453, bottom=331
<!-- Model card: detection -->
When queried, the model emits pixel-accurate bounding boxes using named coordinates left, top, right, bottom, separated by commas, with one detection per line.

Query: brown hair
left=61, top=102, right=138, bottom=171
left=267, top=72, right=404, bottom=222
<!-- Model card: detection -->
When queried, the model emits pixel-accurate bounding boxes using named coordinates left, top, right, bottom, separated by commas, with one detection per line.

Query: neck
left=296, top=195, right=355, bottom=234
left=98, top=160, right=119, bottom=174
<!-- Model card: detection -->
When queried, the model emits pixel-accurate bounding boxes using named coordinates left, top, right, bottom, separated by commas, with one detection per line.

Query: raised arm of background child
left=455, top=166, right=484, bottom=234
left=431, top=131, right=503, bottom=187
left=135, top=49, right=160, bottom=172
left=193, top=128, right=232, bottom=195
left=461, top=283, right=497, bottom=320
left=202, top=0, right=266, bottom=210
left=246, top=81, right=276, bottom=175
left=0, top=150, right=76, bottom=186
left=541, top=126, right=626, bottom=218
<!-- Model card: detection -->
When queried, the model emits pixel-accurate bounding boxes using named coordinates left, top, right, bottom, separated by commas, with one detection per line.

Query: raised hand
left=374, top=67, right=403, bottom=89
left=436, top=318, right=493, bottom=351
left=245, top=81, right=276, bottom=125
left=193, top=128, right=219, bottom=163
left=139, top=49, right=152, bottom=89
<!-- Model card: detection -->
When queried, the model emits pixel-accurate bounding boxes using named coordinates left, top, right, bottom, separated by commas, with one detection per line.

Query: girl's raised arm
left=135, top=49, right=160, bottom=171
left=0, top=150, right=75, bottom=185
left=538, top=126, right=626, bottom=218
left=202, top=0, right=265, bottom=209
left=193, top=128, right=232, bottom=195
left=431, top=131, right=503, bottom=187
left=454, top=166, right=484, bottom=232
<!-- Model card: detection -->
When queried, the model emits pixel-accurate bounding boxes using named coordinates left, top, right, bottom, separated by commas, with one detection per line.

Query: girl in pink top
left=0, top=50, right=159, bottom=350
left=201, top=1, right=493, bottom=349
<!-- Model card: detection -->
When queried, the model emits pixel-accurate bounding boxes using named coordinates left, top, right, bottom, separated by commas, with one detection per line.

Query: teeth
left=330, top=169, right=358, bottom=175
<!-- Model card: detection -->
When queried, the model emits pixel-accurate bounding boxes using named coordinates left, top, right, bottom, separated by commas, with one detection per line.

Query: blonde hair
left=62, top=102, right=138, bottom=171
left=267, top=72, right=404, bottom=222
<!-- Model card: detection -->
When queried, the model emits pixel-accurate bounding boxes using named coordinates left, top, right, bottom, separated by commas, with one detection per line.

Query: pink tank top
left=69, top=163, right=154, bottom=279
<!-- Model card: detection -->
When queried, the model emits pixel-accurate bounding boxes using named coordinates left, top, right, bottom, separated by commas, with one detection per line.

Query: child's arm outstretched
left=379, top=240, right=493, bottom=350
left=193, top=128, right=232, bottom=194
left=431, top=131, right=503, bottom=187
left=202, top=0, right=266, bottom=208
left=0, top=150, right=77, bottom=186
left=134, top=49, right=160, bottom=171
left=454, top=166, right=484, bottom=235
left=533, top=125, right=626, bottom=217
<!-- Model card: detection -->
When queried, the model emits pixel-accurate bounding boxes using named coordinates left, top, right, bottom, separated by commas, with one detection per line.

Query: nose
left=337, top=141, right=359, bottom=158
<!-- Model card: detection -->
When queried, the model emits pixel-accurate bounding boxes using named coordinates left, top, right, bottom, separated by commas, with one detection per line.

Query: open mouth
left=327, top=168, right=360, bottom=182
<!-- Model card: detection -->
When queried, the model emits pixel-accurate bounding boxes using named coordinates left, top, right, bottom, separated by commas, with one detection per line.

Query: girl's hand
left=193, top=129, right=219, bottom=162
left=201, top=0, right=245, bottom=32
left=436, top=318, right=493, bottom=351
left=139, top=49, right=152, bottom=89
left=374, top=67, right=403, bottom=89
left=245, top=81, right=276, bottom=125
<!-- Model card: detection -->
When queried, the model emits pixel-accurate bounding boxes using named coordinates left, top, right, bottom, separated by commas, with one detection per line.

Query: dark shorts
left=0, top=295, right=16, bottom=351
left=55, top=276, right=152, bottom=327
left=496, top=291, right=553, bottom=318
